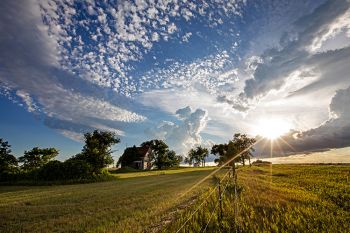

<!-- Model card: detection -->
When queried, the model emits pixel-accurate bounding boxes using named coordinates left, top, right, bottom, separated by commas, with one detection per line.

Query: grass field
left=0, top=167, right=218, bottom=233
left=0, top=165, right=349, bottom=232
left=165, top=164, right=350, bottom=232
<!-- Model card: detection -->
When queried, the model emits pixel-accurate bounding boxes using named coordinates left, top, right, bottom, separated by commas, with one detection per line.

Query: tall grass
left=165, top=165, right=350, bottom=232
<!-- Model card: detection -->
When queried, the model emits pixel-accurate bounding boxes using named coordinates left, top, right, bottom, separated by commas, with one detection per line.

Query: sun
left=254, top=118, right=291, bottom=139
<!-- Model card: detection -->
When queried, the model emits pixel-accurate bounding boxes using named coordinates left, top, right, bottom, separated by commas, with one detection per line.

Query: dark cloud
left=242, top=0, right=350, bottom=100
left=256, top=86, right=350, bottom=156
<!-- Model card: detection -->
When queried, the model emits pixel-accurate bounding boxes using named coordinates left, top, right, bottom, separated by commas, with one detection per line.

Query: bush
left=38, top=160, right=64, bottom=181
left=62, top=159, right=92, bottom=180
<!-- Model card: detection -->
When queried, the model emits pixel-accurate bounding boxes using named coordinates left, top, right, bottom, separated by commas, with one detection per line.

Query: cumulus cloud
left=146, top=106, right=208, bottom=154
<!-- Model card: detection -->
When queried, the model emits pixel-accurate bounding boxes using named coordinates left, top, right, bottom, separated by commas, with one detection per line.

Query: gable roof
left=135, top=146, right=149, bottom=158
left=123, top=145, right=150, bottom=159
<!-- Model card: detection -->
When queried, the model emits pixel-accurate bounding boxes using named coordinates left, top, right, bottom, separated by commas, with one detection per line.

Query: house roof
left=123, top=145, right=150, bottom=159
left=136, top=146, right=149, bottom=158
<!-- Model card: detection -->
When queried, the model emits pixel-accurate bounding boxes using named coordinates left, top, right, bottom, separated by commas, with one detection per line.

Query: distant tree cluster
left=211, top=133, right=256, bottom=167
left=252, top=159, right=272, bottom=165
left=0, top=130, right=120, bottom=182
left=185, top=146, right=209, bottom=167
left=183, top=134, right=256, bottom=169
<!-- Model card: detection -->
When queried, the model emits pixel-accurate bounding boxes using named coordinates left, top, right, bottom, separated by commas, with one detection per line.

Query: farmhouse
left=118, top=145, right=153, bottom=170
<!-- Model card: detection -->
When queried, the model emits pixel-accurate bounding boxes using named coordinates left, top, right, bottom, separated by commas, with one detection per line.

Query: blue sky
left=1, top=0, right=350, bottom=162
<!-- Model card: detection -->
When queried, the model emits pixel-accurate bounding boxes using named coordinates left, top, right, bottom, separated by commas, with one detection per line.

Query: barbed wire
left=175, top=185, right=219, bottom=233
left=201, top=175, right=232, bottom=233
left=173, top=139, right=264, bottom=233
left=176, top=169, right=232, bottom=233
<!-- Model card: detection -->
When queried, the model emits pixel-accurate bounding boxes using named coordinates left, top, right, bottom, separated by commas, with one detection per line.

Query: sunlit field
left=165, top=164, right=350, bottom=232
left=0, top=165, right=349, bottom=233
left=0, top=167, right=217, bottom=233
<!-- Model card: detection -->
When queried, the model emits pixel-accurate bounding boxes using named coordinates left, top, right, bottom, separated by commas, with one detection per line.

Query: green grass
left=165, top=164, right=350, bottom=233
left=1, top=165, right=349, bottom=233
left=0, top=167, right=218, bottom=233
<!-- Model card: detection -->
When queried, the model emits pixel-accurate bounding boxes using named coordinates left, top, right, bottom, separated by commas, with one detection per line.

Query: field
left=0, top=167, right=218, bottom=233
left=0, top=165, right=349, bottom=232
left=166, top=164, right=350, bottom=232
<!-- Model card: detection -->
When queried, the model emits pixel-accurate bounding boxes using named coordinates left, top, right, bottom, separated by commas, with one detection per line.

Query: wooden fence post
left=218, top=179, right=223, bottom=222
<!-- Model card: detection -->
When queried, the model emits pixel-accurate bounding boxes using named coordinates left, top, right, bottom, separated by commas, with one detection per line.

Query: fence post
left=218, top=179, right=223, bottom=223
left=234, top=172, right=239, bottom=233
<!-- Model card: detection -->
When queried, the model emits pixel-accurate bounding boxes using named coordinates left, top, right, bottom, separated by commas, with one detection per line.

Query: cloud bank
left=257, top=85, right=350, bottom=156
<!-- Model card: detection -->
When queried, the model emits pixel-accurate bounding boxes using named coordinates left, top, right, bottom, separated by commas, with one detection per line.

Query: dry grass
left=165, top=164, right=350, bottom=233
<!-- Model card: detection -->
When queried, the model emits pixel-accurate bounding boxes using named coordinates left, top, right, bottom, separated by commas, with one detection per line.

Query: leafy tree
left=211, top=133, right=256, bottom=168
left=0, top=139, right=18, bottom=179
left=162, top=150, right=182, bottom=169
left=19, top=147, right=58, bottom=171
left=76, top=130, right=120, bottom=174
left=229, top=133, right=256, bottom=166
left=140, top=140, right=180, bottom=169
left=211, top=143, right=229, bottom=165
left=186, top=146, right=209, bottom=167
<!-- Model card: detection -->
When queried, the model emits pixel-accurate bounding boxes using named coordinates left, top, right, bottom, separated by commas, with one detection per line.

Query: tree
left=211, top=134, right=256, bottom=168
left=0, top=139, right=18, bottom=178
left=76, top=130, right=120, bottom=174
left=19, top=147, right=58, bottom=171
left=163, top=150, right=182, bottom=168
left=211, top=143, right=229, bottom=165
left=229, top=133, right=256, bottom=167
left=186, top=146, right=209, bottom=167
left=140, top=140, right=180, bottom=169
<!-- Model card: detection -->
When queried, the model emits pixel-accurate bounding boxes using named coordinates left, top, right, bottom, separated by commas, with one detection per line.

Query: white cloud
left=309, top=8, right=350, bottom=52
left=0, top=0, right=146, bottom=139
left=36, top=0, right=245, bottom=93
left=146, top=106, right=208, bottom=154
left=15, top=90, right=37, bottom=113
left=182, top=32, right=192, bottom=42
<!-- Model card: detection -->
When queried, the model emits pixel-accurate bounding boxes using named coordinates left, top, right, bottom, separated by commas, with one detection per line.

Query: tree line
left=1, top=130, right=256, bottom=183
left=0, top=130, right=120, bottom=182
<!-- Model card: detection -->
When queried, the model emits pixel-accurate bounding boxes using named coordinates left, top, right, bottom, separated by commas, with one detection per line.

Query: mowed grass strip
left=0, top=167, right=218, bottom=233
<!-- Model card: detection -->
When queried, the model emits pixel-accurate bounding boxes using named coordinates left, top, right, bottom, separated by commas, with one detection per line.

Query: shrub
left=38, top=160, right=64, bottom=181
left=62, top=159, right=92, bottom=180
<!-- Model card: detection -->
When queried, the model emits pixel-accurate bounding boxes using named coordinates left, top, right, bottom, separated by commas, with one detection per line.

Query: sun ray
left=278, top=136, right=296, bottom=152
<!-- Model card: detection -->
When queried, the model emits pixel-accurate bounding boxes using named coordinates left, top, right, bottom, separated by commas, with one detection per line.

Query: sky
left=1, top=0, right=350, bottom=163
